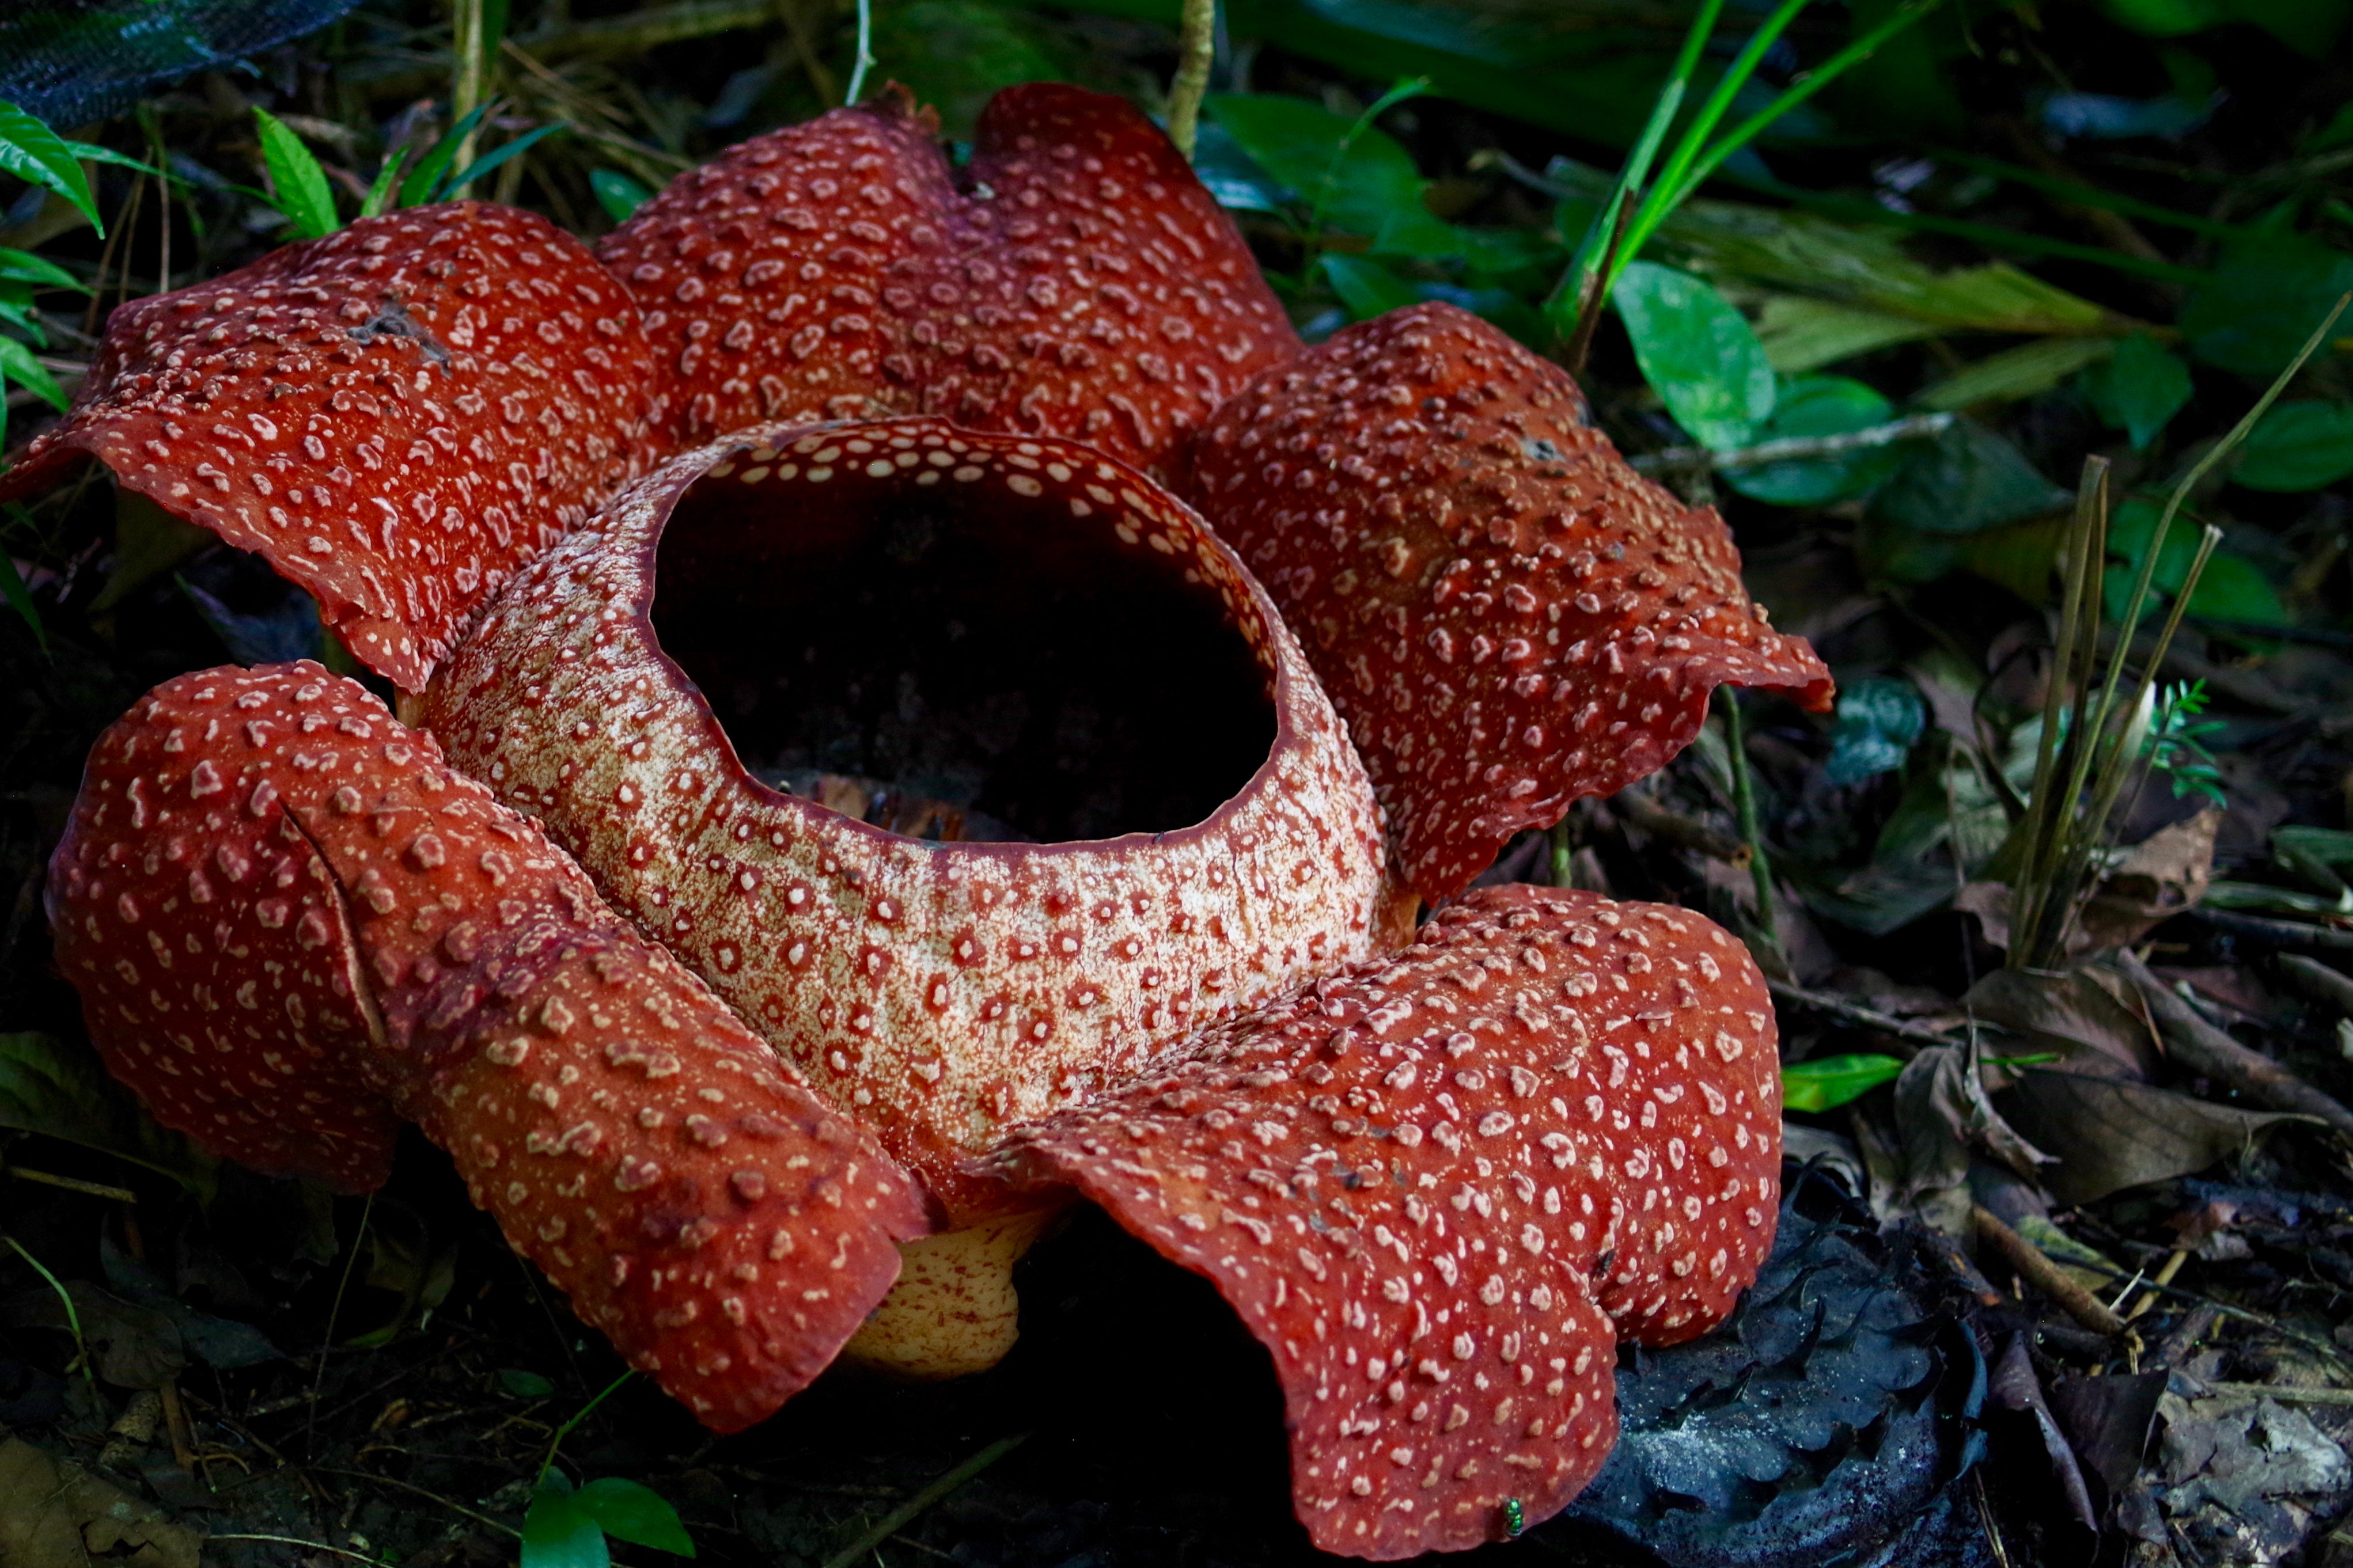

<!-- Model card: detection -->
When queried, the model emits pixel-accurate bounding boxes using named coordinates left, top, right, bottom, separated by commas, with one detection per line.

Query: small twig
left=1629, top=413, right=1954, bottom=475
left=2276, top=954, right=2353, bottom=1019
left=208, top=1535, right=393, bottom=1567
left=1166, top=0, right=1217, bottom=159
left=5, top=1165, right=137, bottom=1202
left=2192, top=1382, right=2353, bottom=1406
left=1766, top=979, right=1953, bottom=1050
left=2188, top=906, right=2353, bottom=952
left=817, top=1435, right=1030, bottom=1568
left=1972, top=1204, right=2130, bottom=1337
left=312, top=1466, right=522, bottom=1538
left=2116, top=950, right=2353, bottom=1141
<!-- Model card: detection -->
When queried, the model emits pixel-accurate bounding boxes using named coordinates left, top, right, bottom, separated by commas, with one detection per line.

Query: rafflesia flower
left=10, top=82, right=1832, bottom=1558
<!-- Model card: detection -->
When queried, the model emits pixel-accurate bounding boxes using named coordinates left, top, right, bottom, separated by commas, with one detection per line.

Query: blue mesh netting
left=1, top=0, right=370, bottom=130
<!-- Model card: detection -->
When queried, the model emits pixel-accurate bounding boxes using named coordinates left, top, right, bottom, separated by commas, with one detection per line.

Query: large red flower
left=14, top=81, right=1828, bottom=1556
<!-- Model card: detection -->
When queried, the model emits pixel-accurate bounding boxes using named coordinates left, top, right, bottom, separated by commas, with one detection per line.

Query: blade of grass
left=1627, top=0, right=1947, bottom=267
left=1545, top=0, right=1724, bottom=344
left=439, top=122, right=565, bottom=201
left=399, top=103, right=495, bottom=209
left=0, top=544, right=47, bottom=654
left=4, top=1234, right=93, bottom=1389
left=1636, top=0, right=1810, bottom=237
left=1306, top=76, right=1430, bottom=246
left=2010, top=458, right=2108, bottom=959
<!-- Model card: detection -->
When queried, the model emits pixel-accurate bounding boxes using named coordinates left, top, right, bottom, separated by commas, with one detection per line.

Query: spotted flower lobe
left=48, top=662, right=929, bottom=1430
left=596, top=83, right=1298, bottom=473
left=1189, top=303, right=1836, bottom=903
left=990, top=884, right=1783, bottom=1558
left=0, top=205, right=663, bottom=689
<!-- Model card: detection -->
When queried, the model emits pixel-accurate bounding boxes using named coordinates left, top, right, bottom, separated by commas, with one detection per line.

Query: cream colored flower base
left=842, top=1206, right=1068, bottom=1380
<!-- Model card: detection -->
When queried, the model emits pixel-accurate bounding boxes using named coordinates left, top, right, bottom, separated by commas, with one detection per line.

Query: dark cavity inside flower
left=653, top=440, right=1275, bottom=843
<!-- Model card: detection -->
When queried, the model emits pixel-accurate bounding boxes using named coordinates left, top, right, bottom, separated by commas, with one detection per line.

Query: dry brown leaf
left=0, top=1436, right=202, bottom=1568
left=1895, top=1045, right=2054, bottom=1233
left=1998, top=1068, right=2317, bottom=1206
left=1966, top=966, right=2159, bottom=1081
left=2075, top=806, right=2220, bottom=954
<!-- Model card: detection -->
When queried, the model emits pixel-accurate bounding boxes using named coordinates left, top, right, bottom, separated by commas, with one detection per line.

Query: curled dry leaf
left=1997, top=1068, right=2316, bottom=1207
left=990, top=886, right=1783, bottom=1558
left=1188, top=303, right=1834, bottom=904
left=46, top=663, right=929, bottom=1429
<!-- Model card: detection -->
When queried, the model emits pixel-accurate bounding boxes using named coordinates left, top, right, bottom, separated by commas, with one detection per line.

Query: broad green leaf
left=1611, top=261, right=1774, bottom=450
left=440, top=123, right=567, bottom=200
left=2102, top=496, right=2289, bottom=627
left=1917, top=336, right=2115, bottom=412
left=1867, top=420, right=2068, bottom=535
left=399, top=102, right=496, bottom=209
left=93, top=489, right=213, bottom=613
left=0, top=100, right=101, bottom=234
left=252, top=109, right=339, bottom=240
left=1203, top=93, right=1453, bottom=254
left=2181, top=233, right=2353, bottom=377
left=869, top=0, right=1066, bottom=138
left=2079, top=332, right=2193, bottom=450
left=64, top=142, right=170, bottom=180
left=578, top=1478, right=696, bottom=1556
left=1318, top=254, right=1420, bottom=321
left=0, top=336, right=67, bottom=412
left=1823, top=675, right=1926, bottom=785
left=1782, top=1053, right=1906, bottom=1112
left=522, top=1479, right=609, bottom=1568
left=499, top=1368, right=556, bottom=1398
left=0, top=1032, right=217, bottom=1193
left=1723, top=374, right=1903, bottom=507
left=0, top=248, right=87, bottom=292
left=2233, top=400, right=2353, bottom=491
left=590, top=169, right=653, bottom=223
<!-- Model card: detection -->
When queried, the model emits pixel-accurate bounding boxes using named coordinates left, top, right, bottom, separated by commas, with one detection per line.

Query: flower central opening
left=650, top=435, right=1277, bottom=845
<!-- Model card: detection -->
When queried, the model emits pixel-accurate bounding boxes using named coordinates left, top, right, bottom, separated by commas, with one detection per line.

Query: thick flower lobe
left=48, top=663, right=928, bottom=1430
left=990, top=884, right=1782, bottom=1558
left=422, top=417, right=1397, bottom=1220
left=0, top=205, right=662, bottom=689
left=596, top=83, right=1298, bottom=473
left=1189, top=304, right=1836, bottom=903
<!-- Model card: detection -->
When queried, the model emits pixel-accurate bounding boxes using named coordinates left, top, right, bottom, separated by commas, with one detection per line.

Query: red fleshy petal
left=596, top=83, right=1298, bottom=474
left=0, top=205, right=662, bottom=690
left=990, top=884, right=1783, bottom=1559
left=1188, top=304, right=1836, bottom=903
left=48, top=662, right=929, bottom=1432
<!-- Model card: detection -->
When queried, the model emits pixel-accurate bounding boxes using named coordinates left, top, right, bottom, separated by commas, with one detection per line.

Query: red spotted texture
left=1187, top=303, right=1836, bottom=903
left=989, top=884, right=1782, bottom=1559
left=595, top=83, right=1298, bottom=473
left=0, top=205, right=662, bottom=690
left=48, top=663, right=928, bottom=1431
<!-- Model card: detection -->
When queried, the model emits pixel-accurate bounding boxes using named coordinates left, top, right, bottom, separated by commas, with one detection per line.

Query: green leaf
left=2079, top=332, right=2193, bottom=450
left=578, top=1478, right=696, bottom=1557
left=1867, top=420, right=2068, bottom=535
left=1317, top=254, right=1422, bottom=321
left=359, top=150, right=407, bottom=220
left=0, top=248, right=87, bottom=292
left=1823, top=675, right=1926, bottom=785
left=2233, top=400, right=2353, bottom=491
left=1916, top=336, right=2116, bottom=412
left=0, top=1032, right=217, bottom=1194
left=1752, top=295, right=1938, bottom=374
left=0, top=336, right=67, bottom=412
left=501, top=1368, right=556, bottom=1398
left=522, top=1480, right=609, bottom=1568
left=590, top=169, right=653, bottom=223
left=1723, top=374, right=1903, bottom=506
left=867, top=0, right=1067, bottom=138
left=1782, top=1053, right=1906, bottom=1112
left=440, top=123, right=567, bottom=201
left=1203, top=93, right=1453, bottom=254
left=1611, top=261, right=1774, bottom=449
left=0, top=100, right=102, bottom=235
left=2102, top=495, right=2290, bottom=627
left=399, top=103, right=495, bottom=209
left=252, top=109, right=339, bottom=240
left=2181, top=233, right=2353, bottom=377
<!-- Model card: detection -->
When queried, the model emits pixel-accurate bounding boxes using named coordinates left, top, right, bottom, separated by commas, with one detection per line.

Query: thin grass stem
left=3, top=1234, right=93, bottom=1389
